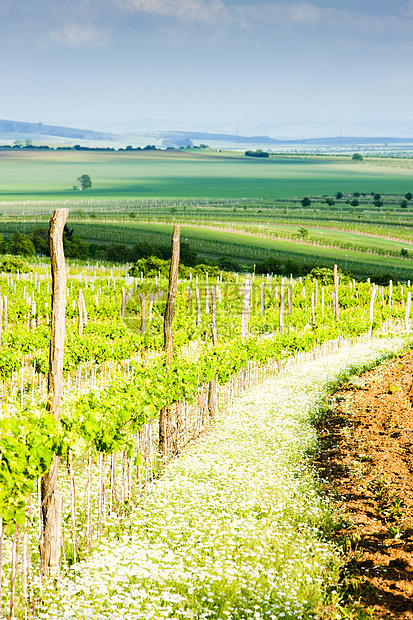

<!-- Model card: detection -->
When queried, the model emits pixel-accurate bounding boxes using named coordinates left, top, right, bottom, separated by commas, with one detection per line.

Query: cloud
left=112, top=0, right=238, bottom=25
left=404, top=0, right=413, bottom=17
left=37, top=23, right=111, bottom=48
left=290, top=3, right=321, bottom=24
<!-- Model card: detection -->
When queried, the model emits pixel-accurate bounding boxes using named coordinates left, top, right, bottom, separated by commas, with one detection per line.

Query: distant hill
left=1, top=118, right=413, bottom=150
left=0, top=119, right=115, bottom=141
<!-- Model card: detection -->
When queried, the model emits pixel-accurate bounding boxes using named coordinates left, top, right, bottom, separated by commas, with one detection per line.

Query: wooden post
left=369, top=283, right=377, bottom=338
left=279, top=279, right=285, bottom=334
left=260, top=282, right=264, bottom=316
left=241, top=280, right=251, bottom=338
left=195, top=287, right=201, bottom=327
left=208, top=287, right=218, bottom=417
left=41, top=208, right=68, bottom=579
left=405, top=291, right=411, bottom=333
left=121, top=287, right=126, bottom=319
left=3, top=296, right=7, bottom=332
left=139, top=292, right=146, bottom=333
left=159, top=224, right=180, bottom=457
left=333, top=264, right=340, bottom=321
left=311, top=291, right=316, bottom=328
left=77, top=290, right=84, bottom=336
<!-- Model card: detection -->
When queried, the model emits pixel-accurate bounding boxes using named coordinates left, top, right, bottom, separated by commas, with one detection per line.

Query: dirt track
left=316, top=349, right=413, bottom=618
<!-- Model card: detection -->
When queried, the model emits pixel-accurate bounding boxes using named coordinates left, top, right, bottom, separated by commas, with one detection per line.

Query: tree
left=325, top=197, right=335, bottom=206
left=373, top=193, right=381, bottom=201
left=401, top=199, right=408, bottom=209
left=351, top=199, right=359, bottom=207
left=401, top=248, right=409, bottom=258
left=335, top=192, right=343, bottom=199
left=298, top=227, right=309, bottom=239
left=352, top=153, right=363, bottom=161
left=9, top=231, right=35, bottom=257
left=75, top=174, right=92, bottom=190
left=301, top=197, right=311, bottom=207
left=405, top=192, right=412, bottom=201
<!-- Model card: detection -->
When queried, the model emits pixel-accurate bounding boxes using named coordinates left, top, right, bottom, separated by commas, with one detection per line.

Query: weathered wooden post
left=208, top=286, right=218, bottom=417
left=139, top=292, right=146, bottom=333
left=368, top=283, right=377, bottom=339
left=333, top=264, right=340, bottom=321
left=41, top=209, right=68, bottom=578
left=77, top=290, right=84, bottom=336
left=159, top=224, right=180, bottom=457
left=405, top=291, right=411, bottom=333
left=241, top=280, right=251, bottom=338
left=279, top=279, right=285, bottom=334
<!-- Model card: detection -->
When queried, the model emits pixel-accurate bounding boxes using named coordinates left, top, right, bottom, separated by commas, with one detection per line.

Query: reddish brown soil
left=316, top=349, right=413, bottom=619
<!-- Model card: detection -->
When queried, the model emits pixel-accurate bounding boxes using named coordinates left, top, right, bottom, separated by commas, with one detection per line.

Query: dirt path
left=316, top=349, right=413, bottom=618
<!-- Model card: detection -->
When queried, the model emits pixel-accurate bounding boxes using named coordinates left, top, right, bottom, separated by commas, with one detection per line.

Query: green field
left=1, top=149, right=413, bottom=204
left=1, top=148, right=413, bottom=280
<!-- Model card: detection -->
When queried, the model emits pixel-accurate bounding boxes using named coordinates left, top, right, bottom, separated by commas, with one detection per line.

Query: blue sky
left=1, top=0, right=413, bottom=137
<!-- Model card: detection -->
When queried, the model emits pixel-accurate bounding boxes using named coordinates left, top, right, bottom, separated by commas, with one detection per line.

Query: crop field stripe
left=1, top=150, right=413, bottom=201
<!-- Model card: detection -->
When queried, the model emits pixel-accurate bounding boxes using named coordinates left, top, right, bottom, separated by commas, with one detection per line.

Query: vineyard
left=1, top=214, right=413, bottom=618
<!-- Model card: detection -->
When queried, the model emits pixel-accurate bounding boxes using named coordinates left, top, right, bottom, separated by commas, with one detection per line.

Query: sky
left=1, top=0, right=413, bottom=137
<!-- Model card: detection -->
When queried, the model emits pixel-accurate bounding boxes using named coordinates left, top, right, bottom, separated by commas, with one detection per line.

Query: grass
left=1, top=150, right=413, bottom=204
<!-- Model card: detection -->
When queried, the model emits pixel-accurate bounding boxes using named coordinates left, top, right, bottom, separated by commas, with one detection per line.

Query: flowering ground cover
left=38, top=335, right=409, bottom=620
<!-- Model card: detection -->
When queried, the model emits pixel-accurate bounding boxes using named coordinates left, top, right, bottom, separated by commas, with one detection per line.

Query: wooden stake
left=41, top=208, right=68, bottom=578
left=159, top=225, right=180, bottom=457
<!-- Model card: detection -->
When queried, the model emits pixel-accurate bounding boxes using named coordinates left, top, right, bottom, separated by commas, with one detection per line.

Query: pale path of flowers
left=39, top=335, right=406, bottom=620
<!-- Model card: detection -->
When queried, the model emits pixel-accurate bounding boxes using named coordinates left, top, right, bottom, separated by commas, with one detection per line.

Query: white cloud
left=38, top=23, right=111, bottom=48
left=290, top=3, right=321, bottom=23
left=404, top=0, right=413, bottom=17
left=112, top=0, right=238, bottom=24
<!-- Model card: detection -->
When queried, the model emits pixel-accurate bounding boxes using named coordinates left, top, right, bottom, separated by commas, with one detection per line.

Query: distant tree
left=405, top=192, right=412, bottom=201
left=301, top=197, right=311, bottom=207
left=298, top=227, right=309, bottom=239
left=352, top=153, right=363, bottom=161
left=245, top=149, right=270, bottom=158
left=373, top=199, right=383, bottom=208
left=353, top=191, right=360, bottom=197
left=31, top=227, right=49, bottom=255
left=107, top=243, right=130, bottom=263
left=401, top=248, right=409, bottom=258
left=217, top=257, right=240, bottom=272
left=9, top=232, right=35, bottom=257
left=0, top=256, right=30, bottom=273
left=373, top=193, right=381, bottom=201
left=62, top=225, right=89, bottom=259
left=75, top=174, right=92, bottom=190
left=400, top=199, right=408, bottom=209
left=325, top=197, right=335, bottom=206
left=335, top=192, right=343, bottom=199
left=351, top=199, right=359, bottom=207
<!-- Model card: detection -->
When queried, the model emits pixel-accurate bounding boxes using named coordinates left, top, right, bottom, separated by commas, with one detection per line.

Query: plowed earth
left=315, top=349, right=413, bottom=619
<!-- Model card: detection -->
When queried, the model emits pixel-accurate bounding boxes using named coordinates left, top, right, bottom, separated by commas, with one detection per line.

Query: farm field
left=1, top=148, right=413, bottom=203
left=1, top=246, right=413, bottom=618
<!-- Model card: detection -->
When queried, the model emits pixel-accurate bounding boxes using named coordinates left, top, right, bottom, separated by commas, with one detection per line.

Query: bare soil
left=316, top=349, right=413, bottom=619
